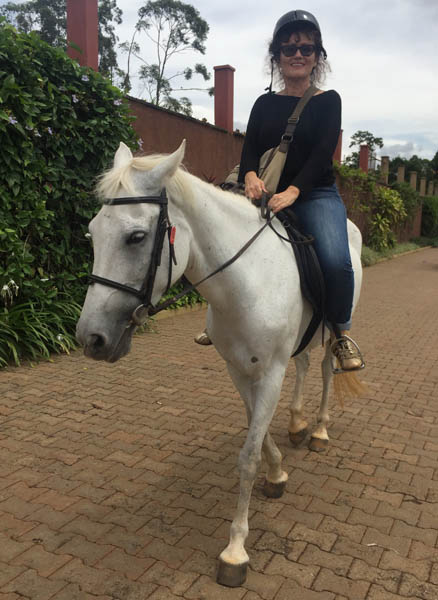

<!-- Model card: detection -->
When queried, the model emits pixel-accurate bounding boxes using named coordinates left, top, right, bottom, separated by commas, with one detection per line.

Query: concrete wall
left=128, top=96, right=244, bottom=185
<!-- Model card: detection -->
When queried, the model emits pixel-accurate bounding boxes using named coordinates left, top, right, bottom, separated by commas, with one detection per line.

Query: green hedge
left=0, top=20, right=138, bottom=365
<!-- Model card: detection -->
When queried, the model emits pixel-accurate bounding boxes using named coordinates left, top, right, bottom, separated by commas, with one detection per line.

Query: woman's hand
left=244, top=171, right=267, bottom=200
left=268, top=186, right=300, bottom=213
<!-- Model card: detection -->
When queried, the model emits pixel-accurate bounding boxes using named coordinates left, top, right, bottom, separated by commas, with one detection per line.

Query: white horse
left=76, top=140, right=363, bottom=587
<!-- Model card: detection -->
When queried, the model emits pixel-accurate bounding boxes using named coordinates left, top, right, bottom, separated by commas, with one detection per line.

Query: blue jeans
left=291, top=185, right=354, bottom=330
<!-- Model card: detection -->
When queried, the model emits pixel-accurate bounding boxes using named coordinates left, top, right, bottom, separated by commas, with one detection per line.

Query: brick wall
left=128, top=96, right=243, bottom=185
left=128, top=97, right=421, bottom=244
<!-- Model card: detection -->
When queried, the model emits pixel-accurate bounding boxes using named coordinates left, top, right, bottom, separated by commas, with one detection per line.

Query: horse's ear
left=149, top=139, right=186, bottom=184
left=114, top=142, right=133, bottom=169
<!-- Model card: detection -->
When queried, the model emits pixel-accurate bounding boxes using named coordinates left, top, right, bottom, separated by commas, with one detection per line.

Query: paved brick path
left=1, top=248, right=437, bottom=600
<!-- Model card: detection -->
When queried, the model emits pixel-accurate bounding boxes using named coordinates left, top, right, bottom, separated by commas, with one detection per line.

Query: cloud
left=3, top=0, right=437, bottom=159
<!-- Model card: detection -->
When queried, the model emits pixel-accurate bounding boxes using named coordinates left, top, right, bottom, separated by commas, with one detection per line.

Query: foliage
left=0, top=0, right=123, bottom=79
left=334, top=162, right=408, bottom=251
left=421, top=196, right=438, bottom=238
left=388, top=153, right=436, bottom=185
left=120, top=0, right=212, bottom=116
left=391, top=181, right=421, bottom=221
left=0, top=20, right=137, bottom=365
left=361, top=241, right=426, bottom=268
left=0, top=296, right=81, bottom=367
left=367, top=187, right=407, bottom=251
left=160, top=280, right=205, bottom=309
left=345, top=130, right=384, bottom=168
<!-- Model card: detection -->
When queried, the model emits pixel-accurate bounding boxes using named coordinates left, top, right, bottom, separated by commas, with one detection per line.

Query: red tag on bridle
left=169, top=226, right=176, bottom=245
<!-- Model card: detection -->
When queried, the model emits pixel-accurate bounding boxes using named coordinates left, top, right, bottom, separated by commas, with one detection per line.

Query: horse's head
left=76, top=140, right=190, bottom=362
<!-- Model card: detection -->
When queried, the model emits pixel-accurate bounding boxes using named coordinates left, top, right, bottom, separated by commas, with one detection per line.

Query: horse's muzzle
left=76, top=320, right=134, bottom=363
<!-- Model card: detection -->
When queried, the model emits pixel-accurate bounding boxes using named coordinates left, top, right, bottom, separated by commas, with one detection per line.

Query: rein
left=88, top=190, right=315, bottom=326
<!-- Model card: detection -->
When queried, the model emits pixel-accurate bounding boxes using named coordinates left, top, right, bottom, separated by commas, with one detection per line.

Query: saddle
left=221, top=183, right=326, bottom=356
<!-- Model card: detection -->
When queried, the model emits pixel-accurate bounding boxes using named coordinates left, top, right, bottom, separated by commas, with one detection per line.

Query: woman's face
left=278, top=31, right=318, bottom=81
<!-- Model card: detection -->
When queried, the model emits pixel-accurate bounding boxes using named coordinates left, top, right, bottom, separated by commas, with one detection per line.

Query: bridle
left=88, top=189, right=177, bottom=326
left=87, top=190, right=314, bottom=328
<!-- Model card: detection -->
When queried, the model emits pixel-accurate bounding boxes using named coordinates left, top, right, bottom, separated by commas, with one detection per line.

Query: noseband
left=88, top=189, right=177, bottom=325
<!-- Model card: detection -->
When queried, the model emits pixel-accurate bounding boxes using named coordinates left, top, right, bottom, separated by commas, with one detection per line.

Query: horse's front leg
left=288, top=351, right=310, bottom=446
left=238, top=369, right=288, bottom=499
left=217, top=362, right=286, bottom=587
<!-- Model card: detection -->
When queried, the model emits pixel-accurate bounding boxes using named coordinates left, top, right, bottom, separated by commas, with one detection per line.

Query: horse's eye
left=127, top=231, right=146, bottom=245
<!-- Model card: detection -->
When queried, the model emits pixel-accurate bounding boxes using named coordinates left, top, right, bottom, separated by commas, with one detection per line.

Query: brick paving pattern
left=0, top=247, right=437, bottom=600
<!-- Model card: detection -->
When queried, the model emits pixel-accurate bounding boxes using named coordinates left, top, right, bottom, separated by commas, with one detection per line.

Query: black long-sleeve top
left=238, top=90, right=341, bottom=198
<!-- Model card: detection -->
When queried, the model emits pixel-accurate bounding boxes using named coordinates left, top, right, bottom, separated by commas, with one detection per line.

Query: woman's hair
left=267, top=22, right=330, bottom=88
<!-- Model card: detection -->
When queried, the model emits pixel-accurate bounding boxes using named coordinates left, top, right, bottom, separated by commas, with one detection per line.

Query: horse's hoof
left=309, top=436, right=328, bottom=452
left=263, top=478, right=287, bottom=498
left=289, top=428, right=308, bottom=447
left=216, top=558, right=248, bottom=587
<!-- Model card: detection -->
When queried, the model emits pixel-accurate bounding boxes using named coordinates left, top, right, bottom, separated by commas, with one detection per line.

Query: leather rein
left=88, top=190, right=313, bottom=326
left=88, top=190, right=275, bottom=325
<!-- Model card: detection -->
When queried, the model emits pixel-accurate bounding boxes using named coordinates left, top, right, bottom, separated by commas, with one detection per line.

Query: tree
left=0, top=0, right=123, bottom=79
left=345, top=130, right=384, bottom=168
left=120, top=0, right=212, bottom=116
left=388, top=154, right=437, bottom=185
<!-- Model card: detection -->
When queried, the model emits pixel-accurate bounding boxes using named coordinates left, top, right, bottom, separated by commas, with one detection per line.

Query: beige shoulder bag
left=225, top=85, right=318, bottom=195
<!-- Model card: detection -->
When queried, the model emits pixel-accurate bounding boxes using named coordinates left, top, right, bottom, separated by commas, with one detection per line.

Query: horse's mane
left=95, top=152, right=251, bottom=210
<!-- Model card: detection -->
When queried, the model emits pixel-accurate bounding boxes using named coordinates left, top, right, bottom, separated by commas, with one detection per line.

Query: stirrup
left=331, top=335, right=365, bottom=374
left=194, top=330, right=212, bottom=346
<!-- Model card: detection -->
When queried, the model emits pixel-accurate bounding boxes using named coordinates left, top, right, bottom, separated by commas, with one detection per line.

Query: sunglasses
left=280, top=44, right=316, bottom=57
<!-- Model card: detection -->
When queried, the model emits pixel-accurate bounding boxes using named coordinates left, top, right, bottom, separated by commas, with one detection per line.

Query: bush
left=421, top=196, right=438, bottom=237
left=334, top=163, right=411, bottom=251
left=367, top=187, right=407, bottom=251
left=391, top=181, right=421, bottom=221
left=0, top=20, right=138, bottom=365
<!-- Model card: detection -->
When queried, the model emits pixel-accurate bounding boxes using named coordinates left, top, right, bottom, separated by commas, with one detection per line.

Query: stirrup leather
left=331, top=335, right=365, bottom=374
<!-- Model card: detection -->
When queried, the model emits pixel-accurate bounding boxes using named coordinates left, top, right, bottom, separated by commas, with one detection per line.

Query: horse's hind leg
left=288, top=351, right=310, bottom=446
left=309, top=341, right=333, bottom=452
left=217, top=362, right=287, bottom=587
left=262, top=432, right=288, bottom=498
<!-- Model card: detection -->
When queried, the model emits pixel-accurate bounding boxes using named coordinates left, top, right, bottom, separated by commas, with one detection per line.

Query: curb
left=365, top=245, right=433, bottom=266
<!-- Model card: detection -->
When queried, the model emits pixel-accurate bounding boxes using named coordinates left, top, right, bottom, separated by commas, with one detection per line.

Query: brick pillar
left=333, top=129, right=342, bottom=163
left=409, top=171, right=417, bottom=191
left=381, top=156, right=389, bottom=184
left=214, top=65, right=235, bottom=133
left=427, top=181, right=434, bottom=196
left=419, top=177, right=426, bottom=197
left=397, top=165, right=405, bottom=183
left=359, top=145, right=369, bottom=173
left=67, top=0, right=98, bottom=71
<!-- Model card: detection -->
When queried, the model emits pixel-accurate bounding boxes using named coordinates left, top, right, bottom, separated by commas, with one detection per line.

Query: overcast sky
left=2, top=0, right=437, bottom=160
left=116, top=0, right=438, bottom=161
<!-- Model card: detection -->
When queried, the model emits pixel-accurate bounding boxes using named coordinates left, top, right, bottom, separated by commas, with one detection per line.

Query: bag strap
left=278, top=85, right=318, bottom=153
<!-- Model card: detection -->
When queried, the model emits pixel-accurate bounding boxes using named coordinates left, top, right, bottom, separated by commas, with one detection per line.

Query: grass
left=361, top=237, right=437, bottom=267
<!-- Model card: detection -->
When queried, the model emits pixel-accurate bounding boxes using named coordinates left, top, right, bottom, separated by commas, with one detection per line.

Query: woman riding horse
left=196, top=9, right=364, bottom=372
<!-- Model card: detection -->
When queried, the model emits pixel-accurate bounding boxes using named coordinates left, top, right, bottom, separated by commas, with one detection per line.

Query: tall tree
left=120, top=0, right=211, bottom=116
left=0, top=0, right=123, bottom=79
left=345, top=130, right=384, bottom=168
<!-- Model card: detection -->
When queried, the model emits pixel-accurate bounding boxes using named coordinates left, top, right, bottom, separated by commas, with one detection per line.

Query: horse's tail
left=333, top=371, right=368, bottom=408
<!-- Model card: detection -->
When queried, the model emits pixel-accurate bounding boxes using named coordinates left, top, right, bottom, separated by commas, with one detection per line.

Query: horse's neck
left=175, top=177, right=260, bottom=275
